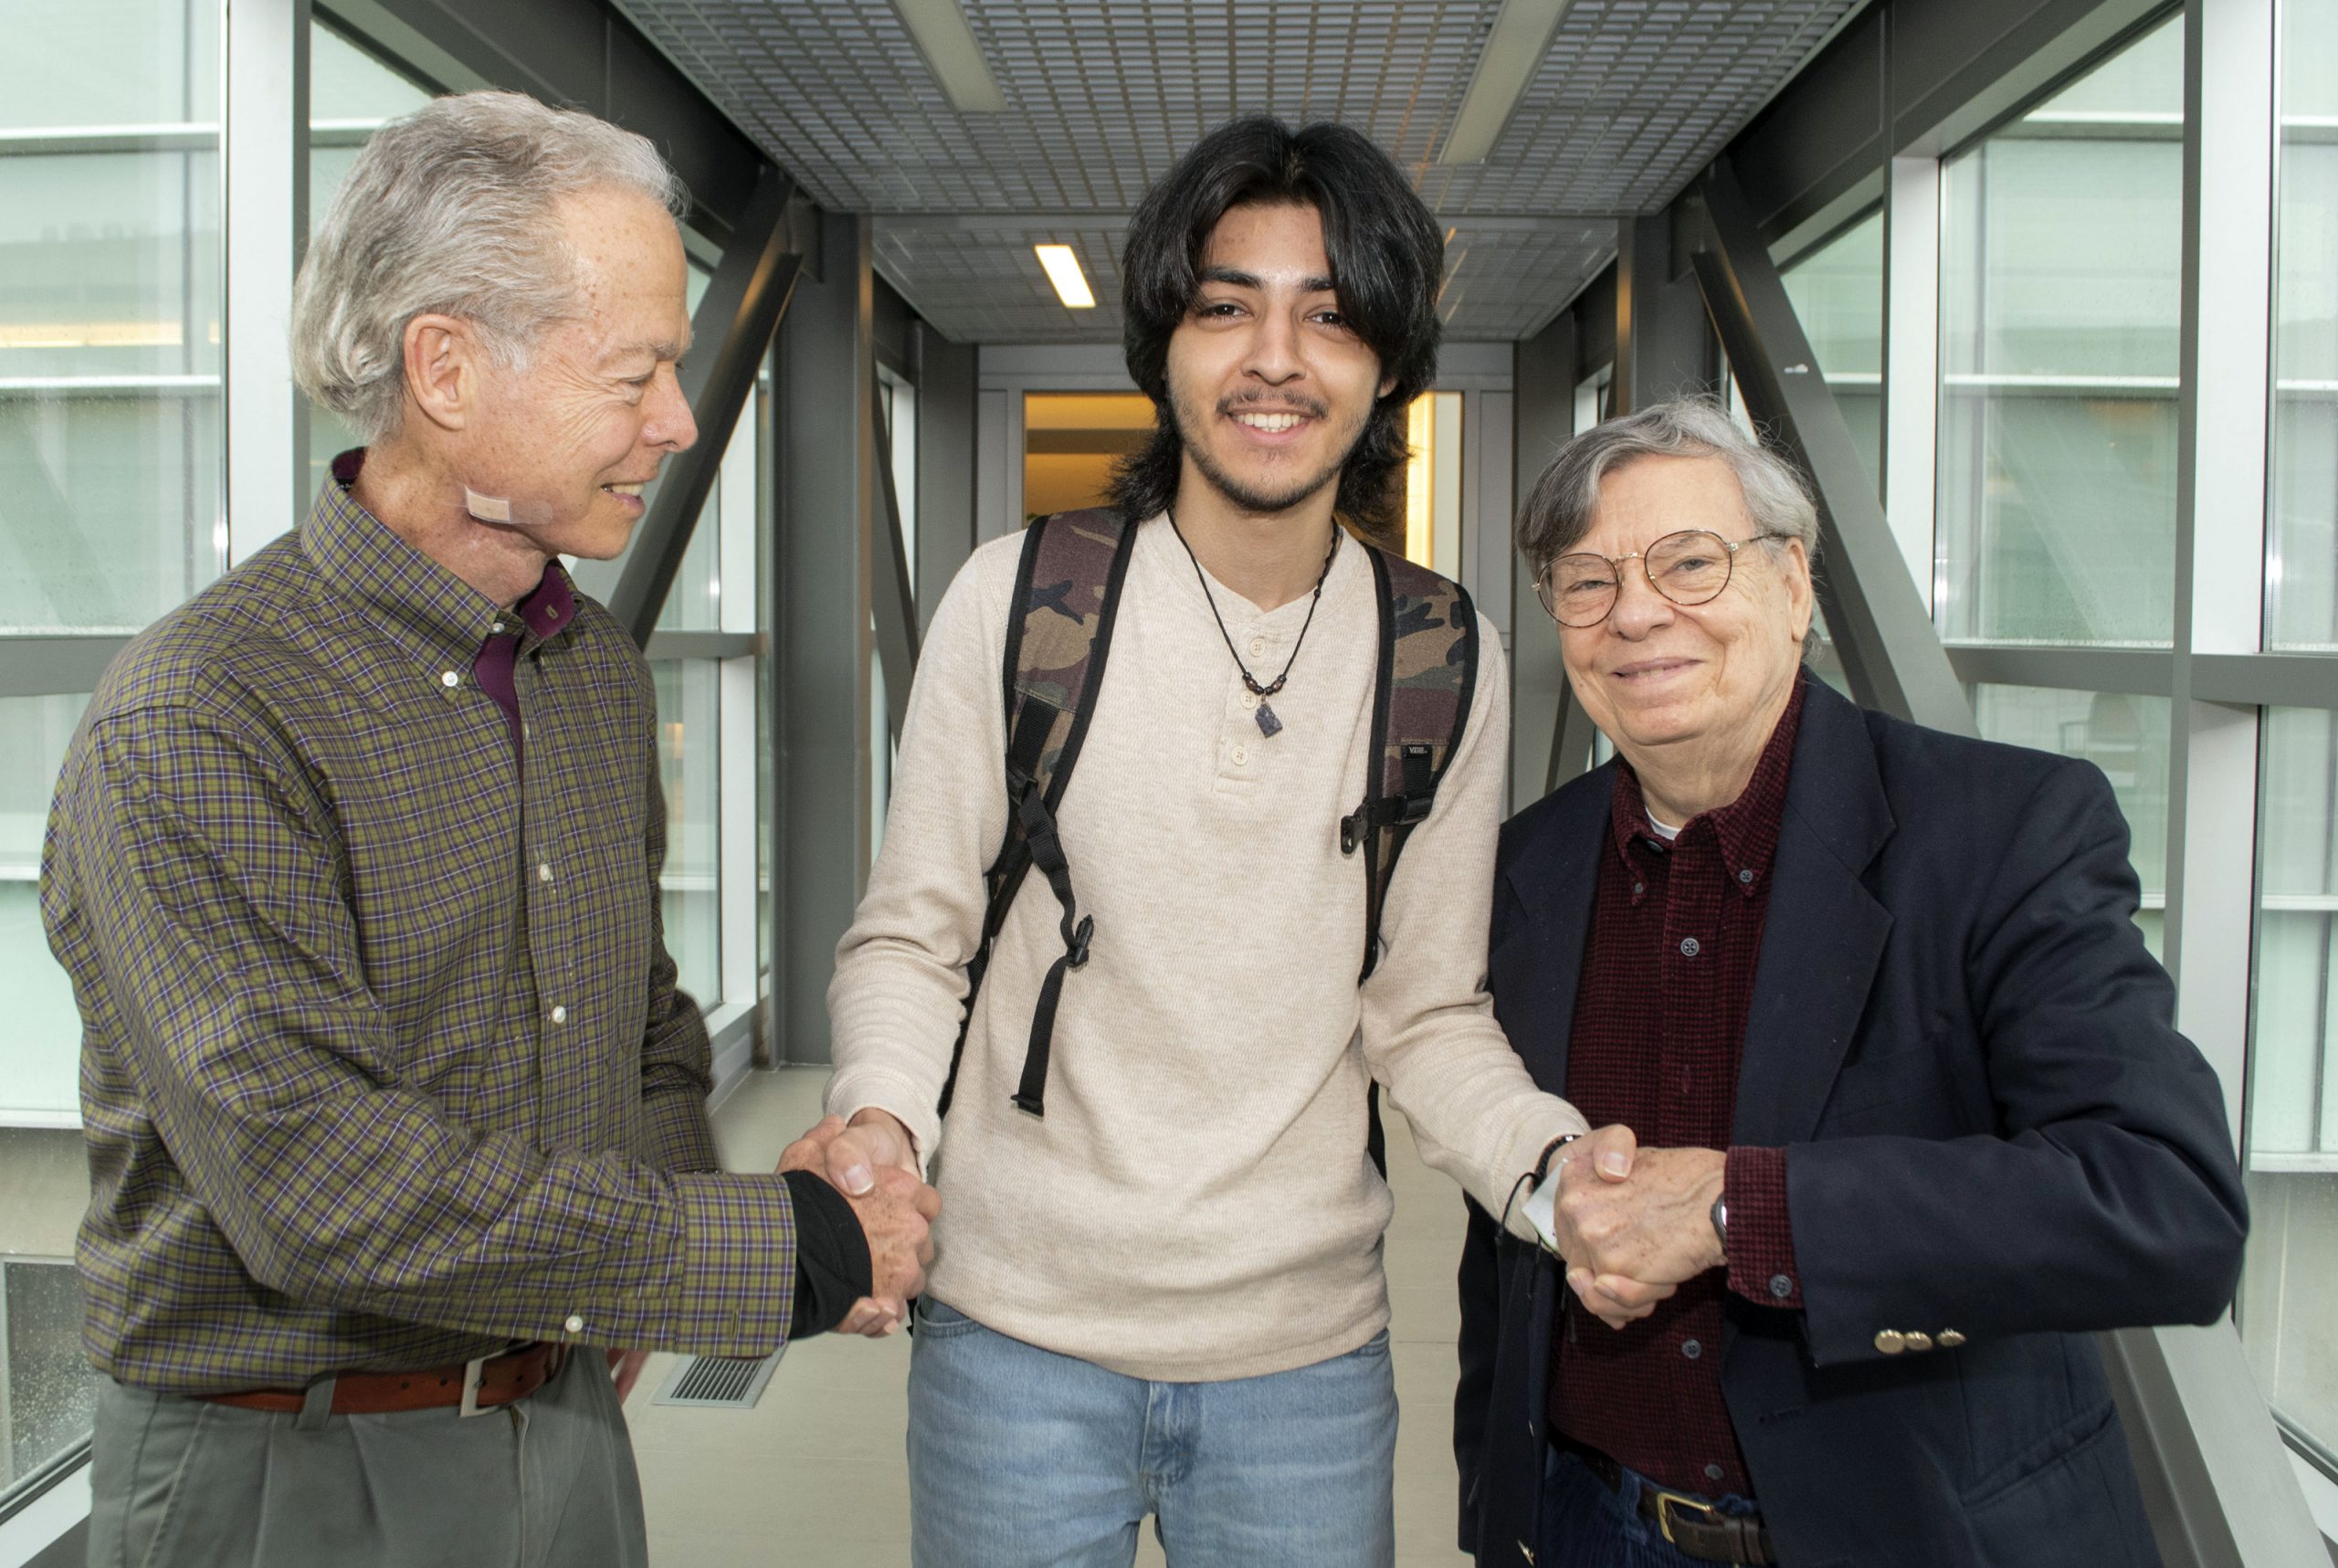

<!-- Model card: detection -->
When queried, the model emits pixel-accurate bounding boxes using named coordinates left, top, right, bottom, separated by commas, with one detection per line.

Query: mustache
left=1216, top=393, right=1329, bottom=419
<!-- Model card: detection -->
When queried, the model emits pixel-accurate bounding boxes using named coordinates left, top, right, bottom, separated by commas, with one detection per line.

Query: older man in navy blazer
left=1458, top=398, right=2248, bottom=1568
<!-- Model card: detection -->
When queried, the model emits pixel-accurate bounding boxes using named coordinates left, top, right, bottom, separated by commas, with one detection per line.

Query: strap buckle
left=458, top=1356, right=489, bottom=1418
left=1066, top=914, right=1093, bottom=969
left=1652, top=1489, right=1722, bottom=1547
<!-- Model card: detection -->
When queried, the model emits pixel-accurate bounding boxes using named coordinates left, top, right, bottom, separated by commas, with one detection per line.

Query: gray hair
left=1514, top=396, right=1821, bottom=574
left=291, top=90, right=686, bottom=442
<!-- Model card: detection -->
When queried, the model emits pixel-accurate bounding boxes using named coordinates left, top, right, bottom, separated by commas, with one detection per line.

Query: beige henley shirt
left=827, top=515, right=1585, bottom=1382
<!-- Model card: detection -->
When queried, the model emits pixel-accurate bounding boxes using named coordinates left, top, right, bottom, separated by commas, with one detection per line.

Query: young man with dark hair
left=808, top=117, right=1587, bottom=1568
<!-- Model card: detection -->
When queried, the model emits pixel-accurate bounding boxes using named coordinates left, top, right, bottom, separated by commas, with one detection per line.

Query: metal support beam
left=871, top=379, right=920, bottom=741
left=583, top=165, right=798, bottom=646
left=774, top=210, right=879, bottom=1065
left=1511, top=312, right=1574, bottom=811
left=1614, top=215, right=1719, bottom=415
left=913, top=325, right=979, bottom=637
left=1692, top=158, right=1973, bottom=737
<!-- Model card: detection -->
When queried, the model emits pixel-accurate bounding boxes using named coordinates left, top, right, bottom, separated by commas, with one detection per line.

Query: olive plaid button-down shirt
left=42, top=466, right=797, bottom=1394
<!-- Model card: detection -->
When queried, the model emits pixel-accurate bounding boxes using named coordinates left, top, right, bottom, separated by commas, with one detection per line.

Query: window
left=1779, top=207, right=1884, bottom=500
left=2267, top=0, right=2338, bottom=652
left=1406, top=390, right=1463, bottom=573
left=304, top=22, right=434, bottom=500
left=1971, top=685, right=2171, bottom=956
left=1935, top=17, right=2185, bottom=647
left=2242, top=705, right=2338, bottom=1471
left=2, top=0, right=224, bottom=635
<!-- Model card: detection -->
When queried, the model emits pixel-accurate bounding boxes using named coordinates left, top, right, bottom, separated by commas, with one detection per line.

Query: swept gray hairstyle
left=1514, top=396, right=1821, bottom=574
left=290, top=90, right=686, bottom=442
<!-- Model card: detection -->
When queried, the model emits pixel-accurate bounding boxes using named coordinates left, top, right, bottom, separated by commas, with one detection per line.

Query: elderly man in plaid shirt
left=39, top=90, right=936, bottom=1568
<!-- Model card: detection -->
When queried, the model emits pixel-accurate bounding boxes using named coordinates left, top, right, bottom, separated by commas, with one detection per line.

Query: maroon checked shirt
left=1548, top=675, right=1807, bottom=1500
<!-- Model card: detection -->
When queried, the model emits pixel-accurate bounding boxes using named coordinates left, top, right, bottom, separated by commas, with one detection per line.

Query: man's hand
left=605, top=1347, right=653, bottom=1402
left=780, top=1110, right=929, bottom=1337
left=1554, top=1140, right=1727, bottom=1331
left=839, top=1164, right=941, bottom=1334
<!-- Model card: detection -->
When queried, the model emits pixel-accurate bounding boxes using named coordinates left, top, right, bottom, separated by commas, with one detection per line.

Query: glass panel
left=1779, top=207, right=1883, bottom=500
left=1971, top=686, right=2171, bottom=956
left=0, top=396, right=224, bottom=634
left=1935, top=17, right=2185, bottom=647
left=0, top=696, right=90, bottom=1119
left=651, top=660, right=720, bottom=1008
left=2267, top=0, right=2338, bottom=651
left=6, top=0, right=218, bottom=129
left=1404, top=391, right=1463, bottom=573
left=304, top=21, right=435, bottom=507
left=2240, top=705, right=2338, bottom=1468
left=1, top=1261, right=100, bottom=1491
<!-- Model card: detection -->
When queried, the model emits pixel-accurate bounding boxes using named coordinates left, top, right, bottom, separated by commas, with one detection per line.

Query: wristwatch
left=1709, top=1195, right=1729, bottom=1261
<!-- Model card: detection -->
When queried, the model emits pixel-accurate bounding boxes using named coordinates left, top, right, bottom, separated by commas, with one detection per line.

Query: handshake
left=779, top=1110, right=940, bottom=1338
left=1532, top=1124, right=1730, bottom=1333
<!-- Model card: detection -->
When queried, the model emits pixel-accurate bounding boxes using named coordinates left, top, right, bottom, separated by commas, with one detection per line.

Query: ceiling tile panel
left=616, top=0, right=1858, bottom=342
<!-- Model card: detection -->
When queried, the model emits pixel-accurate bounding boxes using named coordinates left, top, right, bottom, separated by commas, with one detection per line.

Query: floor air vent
left=650, top=1350, right=784, bottom=1410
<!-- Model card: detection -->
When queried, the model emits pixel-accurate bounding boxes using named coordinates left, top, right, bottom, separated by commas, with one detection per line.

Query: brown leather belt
left=202, top=1343, right=566, bottom=1418
left=1568, top=1442, right=1775, bottom=1565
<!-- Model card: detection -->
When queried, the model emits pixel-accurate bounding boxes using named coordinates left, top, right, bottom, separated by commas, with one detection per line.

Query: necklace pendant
left=1254, top=700, right=1284, bottom=738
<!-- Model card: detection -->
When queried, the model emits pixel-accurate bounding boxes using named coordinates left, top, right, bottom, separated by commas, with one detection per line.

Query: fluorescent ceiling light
left=893, top=0, right=1006, bottom=113
left=1034, top=245, right=1097, bottom=310
left=1438, top=0, right=1574, bottom=164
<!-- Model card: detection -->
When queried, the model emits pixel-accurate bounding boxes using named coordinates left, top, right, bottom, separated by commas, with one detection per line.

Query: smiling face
left=1557, top=453, right=1814, bottom=783
left=1162, top=201, right=1393, bottom=517
left=456, top=184, right=698, bottom=559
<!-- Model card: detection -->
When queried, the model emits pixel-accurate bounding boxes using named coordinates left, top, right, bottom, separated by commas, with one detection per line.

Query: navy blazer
left=1457, top=680, right=2248, bottom=1568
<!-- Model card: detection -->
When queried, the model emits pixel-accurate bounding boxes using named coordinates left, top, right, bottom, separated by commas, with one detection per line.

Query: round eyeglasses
left=1533, top=530, right=1786, bottom=627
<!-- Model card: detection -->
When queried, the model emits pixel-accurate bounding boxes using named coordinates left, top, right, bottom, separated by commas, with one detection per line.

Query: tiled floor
left=627, top=1067, right=1478, bottom=1567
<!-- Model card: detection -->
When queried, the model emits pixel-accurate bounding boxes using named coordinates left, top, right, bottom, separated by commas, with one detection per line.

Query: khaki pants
left=87, top=1350, right=648, bottom=1568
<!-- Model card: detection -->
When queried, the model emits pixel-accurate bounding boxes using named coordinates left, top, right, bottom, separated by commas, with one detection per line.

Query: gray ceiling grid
left=616, top=0, right=1857, bottom=343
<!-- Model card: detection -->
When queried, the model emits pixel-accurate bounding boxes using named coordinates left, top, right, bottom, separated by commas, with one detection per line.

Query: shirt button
left=538, top=862, right=554, bottom=883
left=440, top=670, right=459, bottom=688
left=1680, top=936, right=1701, bottom=957
left=1769, top=1274, right=1794, bottom=1300
left=1705, top=1464, right=1726, bottom=1483
left=564, top=1313, right=585, bottom=1334
left=1241, top=692, right=1259, bottom=709
left=1230, top=744, right=1249, bottom=766
left=1632, top=882, right=1645, bottom=896
left=490, top=621, right=505, bottom=634
left=1248, top=636, right=1266, bottom=657
left=1738, top=868, right=1755, bottom=884
left=1681, top=1338, right=1702, bottom=1360
left=551, top=1005, right=568, bottom=1024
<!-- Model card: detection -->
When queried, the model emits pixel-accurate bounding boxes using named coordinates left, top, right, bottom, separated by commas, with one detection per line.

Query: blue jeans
left=907, top=1297, right=1397, bottom=1568
left=1536, top=1445, right=1765, bottom=1568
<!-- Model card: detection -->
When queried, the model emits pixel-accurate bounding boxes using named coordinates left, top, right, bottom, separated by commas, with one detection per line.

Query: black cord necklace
left=1168, top=513, right=1340, bottom=739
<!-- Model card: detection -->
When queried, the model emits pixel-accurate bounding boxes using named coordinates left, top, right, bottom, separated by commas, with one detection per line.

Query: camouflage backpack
left=936, top=508, right=1480, bottom=1171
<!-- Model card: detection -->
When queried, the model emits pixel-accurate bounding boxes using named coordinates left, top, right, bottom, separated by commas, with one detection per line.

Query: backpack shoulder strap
left=935, top=508, right=1138, bottom=1121
left=1341, top=543, right=1480, bottom=983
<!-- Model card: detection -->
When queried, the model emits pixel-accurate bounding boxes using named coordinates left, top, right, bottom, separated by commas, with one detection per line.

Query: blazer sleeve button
left=1904, top=1331, right=1934, bottom=1352
left=1874, top=1329, right=1908, bottom=1355
left=1938, top=1329, right=1966, bottom=1348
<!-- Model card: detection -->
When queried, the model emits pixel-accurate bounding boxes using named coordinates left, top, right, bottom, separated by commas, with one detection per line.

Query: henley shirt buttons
left=1680, top=936, right=1701, bottom=957
left=439, top=670, right=459, bottom=689
left=1248, top=636, right=1266, bottom=657
left=550, top=1005, right=568, bottom=1025
left=1230, top=744, right=1249, bottom=766
left=1241, top=692, right=1258, bottom=709
left=1681, top=1338, right=1702, bottom=1360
